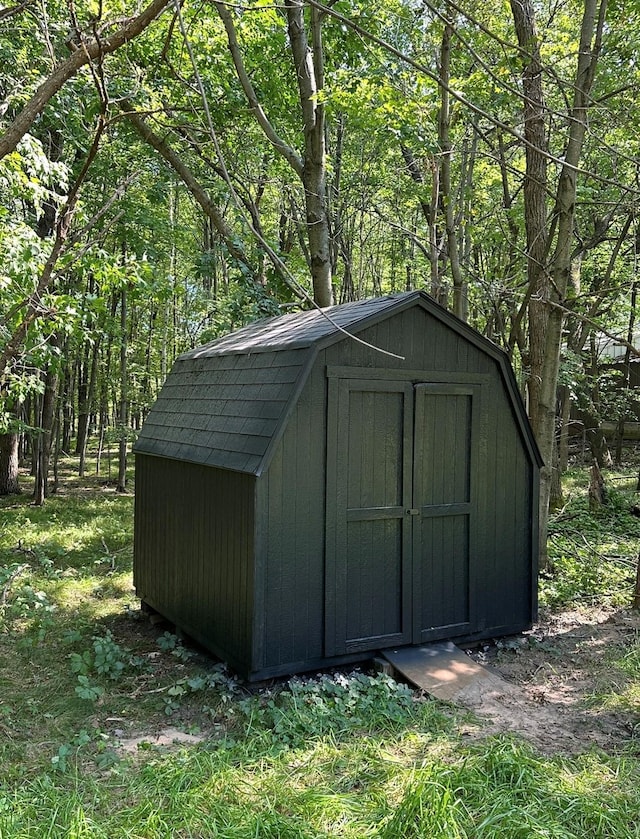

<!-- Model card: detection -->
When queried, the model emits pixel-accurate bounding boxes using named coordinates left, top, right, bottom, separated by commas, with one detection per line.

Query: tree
left=212, top=0, right=332, bottom=305
left=509, top=0, right=608, bottom=564
left=0, top=0, right=171, bottom=162
left=0, top=428, right=21, bottom=495
left=2, top=0, right=640, bottom=538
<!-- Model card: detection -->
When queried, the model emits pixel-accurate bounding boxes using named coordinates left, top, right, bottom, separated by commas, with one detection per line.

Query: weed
left=157, top=630, right=193, bottom=661
left=235, top=671, right=445, bottom=747
left=543, top=476, right=640, bottom=609
left=69, top=629, right=146, bottom=701
left=160, top=666, right=241, bottom=716
left=50, top=729, right=121, bottom=775
left=0, top=561, right=57, bottom=630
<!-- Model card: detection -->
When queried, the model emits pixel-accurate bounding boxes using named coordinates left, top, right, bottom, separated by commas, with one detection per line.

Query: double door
left=326, top=377, right=480, bottom=656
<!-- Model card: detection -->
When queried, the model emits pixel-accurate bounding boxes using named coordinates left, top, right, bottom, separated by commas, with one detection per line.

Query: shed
left=133, top=291, right=542, bottom=681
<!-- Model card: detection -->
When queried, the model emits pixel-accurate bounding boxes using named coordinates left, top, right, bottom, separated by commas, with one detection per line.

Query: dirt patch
left=459, top=606, right=640, bottom=754
left=117, top=727, right=207, bottom=753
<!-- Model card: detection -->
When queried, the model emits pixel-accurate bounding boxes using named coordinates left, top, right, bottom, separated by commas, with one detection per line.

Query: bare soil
left=460, top=606, right=640, bottom=754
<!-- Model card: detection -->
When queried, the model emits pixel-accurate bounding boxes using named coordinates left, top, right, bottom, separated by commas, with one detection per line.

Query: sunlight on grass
left=2, top=463, right=640, bottom=837
left=0, top=493, right=133, bottom=571
left=5, top=736, right=640, bottom=838
left=47, top=572, right=136, bottom=613
left=587, top=636, right=640, bottom=721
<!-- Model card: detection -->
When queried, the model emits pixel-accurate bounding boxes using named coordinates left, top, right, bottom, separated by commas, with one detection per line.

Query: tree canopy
left=0, top=0, right=638, bottom=548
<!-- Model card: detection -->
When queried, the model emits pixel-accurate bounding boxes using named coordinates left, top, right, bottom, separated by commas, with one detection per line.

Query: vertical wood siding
left=323, top=306, right=535, bottom=644
left=413, top=386, right=474, bottom=641
left=256, top=359, right=327, bottom=671
left=134, top=455, right=255, bottom=672
left=341, top=384, right=410, bottom=649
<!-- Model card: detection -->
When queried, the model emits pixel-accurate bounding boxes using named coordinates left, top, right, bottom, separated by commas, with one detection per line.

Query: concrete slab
left=382, top=641, right=508, bottom=702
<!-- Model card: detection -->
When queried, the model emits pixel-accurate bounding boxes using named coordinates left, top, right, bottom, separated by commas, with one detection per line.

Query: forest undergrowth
left=1, top=459, right=640, bottom=838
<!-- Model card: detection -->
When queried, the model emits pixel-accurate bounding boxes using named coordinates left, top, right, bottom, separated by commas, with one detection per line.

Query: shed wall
left=255, top=358, right=327, bottom=672
left=257, top=304, right=535, bottom=671
left=134, top=455, right=256, bottom=672
left=322, top=305, right=535, bottom=635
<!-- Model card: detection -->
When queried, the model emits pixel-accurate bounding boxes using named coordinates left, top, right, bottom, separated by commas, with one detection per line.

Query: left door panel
left=325, top=379, right=413, bottom=656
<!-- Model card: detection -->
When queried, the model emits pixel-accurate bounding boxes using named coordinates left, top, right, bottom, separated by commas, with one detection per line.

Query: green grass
left=543, top=470, right=640, bottom=609
left=2, top=735, right=640, bottom=837
left=1, top=461, right=640, bottom=837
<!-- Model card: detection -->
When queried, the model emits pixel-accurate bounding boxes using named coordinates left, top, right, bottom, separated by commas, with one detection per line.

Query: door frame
left=325, top=367, right=489, bottom=657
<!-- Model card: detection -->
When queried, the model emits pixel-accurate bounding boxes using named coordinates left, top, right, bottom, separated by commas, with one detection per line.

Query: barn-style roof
left=134, top=291, right=542, bottom=475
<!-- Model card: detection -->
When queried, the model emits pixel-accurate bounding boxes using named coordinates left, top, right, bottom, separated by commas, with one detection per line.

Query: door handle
left=406, top=508, right=420, bottom=516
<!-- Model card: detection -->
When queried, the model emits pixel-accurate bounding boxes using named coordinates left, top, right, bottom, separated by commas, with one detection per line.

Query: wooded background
left=0, top=0, right=637, bottom=561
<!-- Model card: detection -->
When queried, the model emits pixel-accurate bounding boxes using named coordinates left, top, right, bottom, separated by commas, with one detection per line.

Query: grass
left=543, top=469, right=640, bottom=609
left=1, top=458, right=640, bottom=837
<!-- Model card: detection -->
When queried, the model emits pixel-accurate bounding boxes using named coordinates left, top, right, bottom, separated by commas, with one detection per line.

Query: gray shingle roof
left=135, top=294, right=418, bottom=475
left=180, top=294, right=407, bottom=358
left=134, top=348, right=309, bottom=474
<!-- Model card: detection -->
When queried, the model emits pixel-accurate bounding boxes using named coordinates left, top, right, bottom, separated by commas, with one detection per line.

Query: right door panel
left=413, top=385, right=476, bottom=643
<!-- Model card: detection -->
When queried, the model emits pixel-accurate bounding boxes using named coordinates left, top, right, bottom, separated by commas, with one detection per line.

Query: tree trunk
left=0, top=432, right=21, bottom=495
left=439, top=18, right=465, bottom=320
left=51, top=394, right=62, bottom=494
left=509, top=0, right=550, bottom=431
left=399, top=144, right=444, bottom=302
left=75, top=352, right=89, bottom=457
left=429, top=157, right=443, bottom=303
left=588, top=460, right=607, bottom=512
left=78, top=336, right=101, bottom=477
left=558, top=385, right=572, bottom=474
left=117, top=285, right=129, bottom=493
left=34, top=346, right=59, bottom=506
left=550, top=434, right=564, bottom=511
left=97, top=295, right=117, bottom=476
left=286, top=1, right=332, bottom=306
left=615, top=280, right=637, bottom=466
left=213, top=0, right=332, bottom=306
left=632, top=555, right=640, bottom=610
left=61, top=360, right=73, bottom=453
left=510, top=0, right=606, bottom=569
left=510, top=0, right=551, bottom=567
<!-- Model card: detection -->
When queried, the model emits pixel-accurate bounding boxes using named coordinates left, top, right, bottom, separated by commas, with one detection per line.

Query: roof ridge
left=179, top=292, right=420, bottom=359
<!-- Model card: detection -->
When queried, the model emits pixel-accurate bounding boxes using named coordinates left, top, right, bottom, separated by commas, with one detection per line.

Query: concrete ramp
left=382, top=641, right=508, bottom=702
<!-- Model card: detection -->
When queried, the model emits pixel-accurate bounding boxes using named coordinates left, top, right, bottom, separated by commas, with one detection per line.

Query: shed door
left=326, top=379, right=477, bottom=657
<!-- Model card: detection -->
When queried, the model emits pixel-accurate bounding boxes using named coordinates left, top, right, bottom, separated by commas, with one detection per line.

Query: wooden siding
left=134, top=293, right=538, bottom=680
left=413, top=385, right=476, bottom=642
left=134, top=455, right=256, bottom=674
left=326, top=379, right=413, bottom=655
left=255, top=359, right=327, bottom=672
left=323, top=306, right=536, bottom=643
left=253, top=302, right=536, bottom=675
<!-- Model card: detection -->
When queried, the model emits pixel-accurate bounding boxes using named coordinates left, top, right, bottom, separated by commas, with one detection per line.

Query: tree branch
left=119, top=101, right=258, bottom=279
left=210, top=0, right=304, bottom=178
left=0, top=0, right=170, bottom=161
left=0, top=0, right=33, bottom=22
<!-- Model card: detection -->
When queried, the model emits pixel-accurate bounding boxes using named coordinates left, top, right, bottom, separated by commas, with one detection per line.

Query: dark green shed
left=134, top=291, right=541, bottom=681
